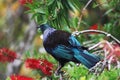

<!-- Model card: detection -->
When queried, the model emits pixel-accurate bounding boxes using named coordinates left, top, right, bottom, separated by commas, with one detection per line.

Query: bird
left=37, top=24, right=100, bottom=75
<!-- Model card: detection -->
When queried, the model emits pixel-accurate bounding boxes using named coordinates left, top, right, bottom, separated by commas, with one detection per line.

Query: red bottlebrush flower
left=10, top=75, right=34, bottom=80
left=103, top=42, right=120, bottom=63
left=40, top=59, right=53, bottom=68
left=25, top=58, right=53, bottom=76
left=25, top=58, right=41, bottom=69
left=0, top=48, right=17, bottom=62
left=89, top=24, right=98, bottom=30
left=39, top=59, right=53, bottom=75
left=19, top=0, right=33, bottom=5
left=89, top=24, right=98, bottom=34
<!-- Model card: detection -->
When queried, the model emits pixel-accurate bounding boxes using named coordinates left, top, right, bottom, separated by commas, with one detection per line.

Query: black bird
left=37, top=24, right=100, bottom=75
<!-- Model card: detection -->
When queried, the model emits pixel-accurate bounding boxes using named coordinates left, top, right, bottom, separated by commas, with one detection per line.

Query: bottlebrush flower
left=25, top=58, right=53, bottom=76
left=89, top=24, right=98, bottom=30
left=0, top=48, right=17, bottom=62
left=10, top=74, right=34, bottom=80
left=19, top=0, right=33, bottom=5
left=103, top=42, right=120, bottom=63
left=109, top=44, right=120, bottom=60
left=89, top=24, right=98, bottom=34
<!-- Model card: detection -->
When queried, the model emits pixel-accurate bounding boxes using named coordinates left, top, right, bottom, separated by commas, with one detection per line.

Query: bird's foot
left=88, top=61, right=107, bottom=76
left=55, top=71, right=65, bottom=80
left=55, top=70, right=65, bottom=76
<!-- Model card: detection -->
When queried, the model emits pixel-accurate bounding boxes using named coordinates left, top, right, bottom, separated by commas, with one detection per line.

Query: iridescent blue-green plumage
left=38, top=24, right=100, bottom=71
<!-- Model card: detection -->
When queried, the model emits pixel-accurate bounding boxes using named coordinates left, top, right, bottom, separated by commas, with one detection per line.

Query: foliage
left=24, top=0, right=120, bottom=79
left=2, top=46, right=120, bottom=80
left=0, top=48, right=17, bottom=62
left=0, top=0, right=120, bottom=80
left=101, top=0, right=120, bottom=40
left=26, top=0, right=120, bottom=38
left=25, top=0, right=84, bottom=30
left=21, top=51, right=120, bottom=80
left=16, top=50, right=120, bottom=80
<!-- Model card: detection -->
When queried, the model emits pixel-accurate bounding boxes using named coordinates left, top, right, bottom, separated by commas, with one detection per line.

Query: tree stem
left=72, top=30, right=120, bottom=45
left=77, top=0, right=93, bottom=28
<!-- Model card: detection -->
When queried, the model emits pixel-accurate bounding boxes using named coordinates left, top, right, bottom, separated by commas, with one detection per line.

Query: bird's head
left=37, top=24, right=51, bottom=33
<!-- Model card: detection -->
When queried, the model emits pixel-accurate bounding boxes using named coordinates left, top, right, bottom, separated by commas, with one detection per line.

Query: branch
left=72, top=30, right=120, bottom=45
left=77, top=0, right=93, bottom=27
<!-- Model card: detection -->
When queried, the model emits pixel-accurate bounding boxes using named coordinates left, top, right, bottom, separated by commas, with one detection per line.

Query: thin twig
left=83, top=40, right=96, bottom=45
left=77, top=0, right=93, bottom=28
left=117, top=61, right=120, bottom=68
left=59, top=73, right=63, bottom=80
left=92, top=50, right=104, bottom=54
left=72, top=30, right=120, bottom=45
left=88, top=42, right=102, bottom=50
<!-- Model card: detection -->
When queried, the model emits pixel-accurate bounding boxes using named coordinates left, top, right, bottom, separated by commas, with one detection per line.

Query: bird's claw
left=88, top=61, right=107, bottom=76
left=55, top=71, right=65, bottom=76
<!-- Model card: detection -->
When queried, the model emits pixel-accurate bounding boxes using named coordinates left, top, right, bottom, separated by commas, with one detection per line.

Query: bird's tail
left=74, top=50, right=100, bottom=69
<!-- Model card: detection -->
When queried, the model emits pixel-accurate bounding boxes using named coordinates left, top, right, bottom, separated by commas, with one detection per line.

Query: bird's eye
left=37, top=28, right=41, bottom=33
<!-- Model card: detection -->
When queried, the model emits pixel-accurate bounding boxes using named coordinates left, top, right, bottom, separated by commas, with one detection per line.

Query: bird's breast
left=43, top=29, right=71, bottom=50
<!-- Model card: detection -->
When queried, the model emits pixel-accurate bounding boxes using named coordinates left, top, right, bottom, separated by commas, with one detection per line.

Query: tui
left=37, top=24, right=100, bottom=75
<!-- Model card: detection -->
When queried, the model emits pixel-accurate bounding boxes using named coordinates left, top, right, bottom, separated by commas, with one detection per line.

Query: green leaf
left=6, top=77, right=11, bottom=80
left=24, top=10, right=34, bottom=14
left=47, top=0, right=55, bottom=6
left=103, top=23, right=112, bottom=32
left=25, top=51, right=31, bottom=58
left=34, top=8, right=46, bottom=14
left=93, top=3, right=99, bottom=8
left=104, top=8, right=114, bottom=16
left=33, top=49, right=39, bottom=59
left=37, top=28, right=41, bottom=34
left=72, top=17, right=79, bottom=28
left=57, top=1, right=63, bottom=9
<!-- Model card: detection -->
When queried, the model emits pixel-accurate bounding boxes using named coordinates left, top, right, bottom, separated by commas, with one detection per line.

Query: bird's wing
left=68, top=35, right=88, bottom=50
left=52, top=45, right=73, bottom=60
left=51, top=35, right=89, bottom=61
left=68, top=35, right=100, bottom=68
left=68, top=35, right=81, bottom=47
